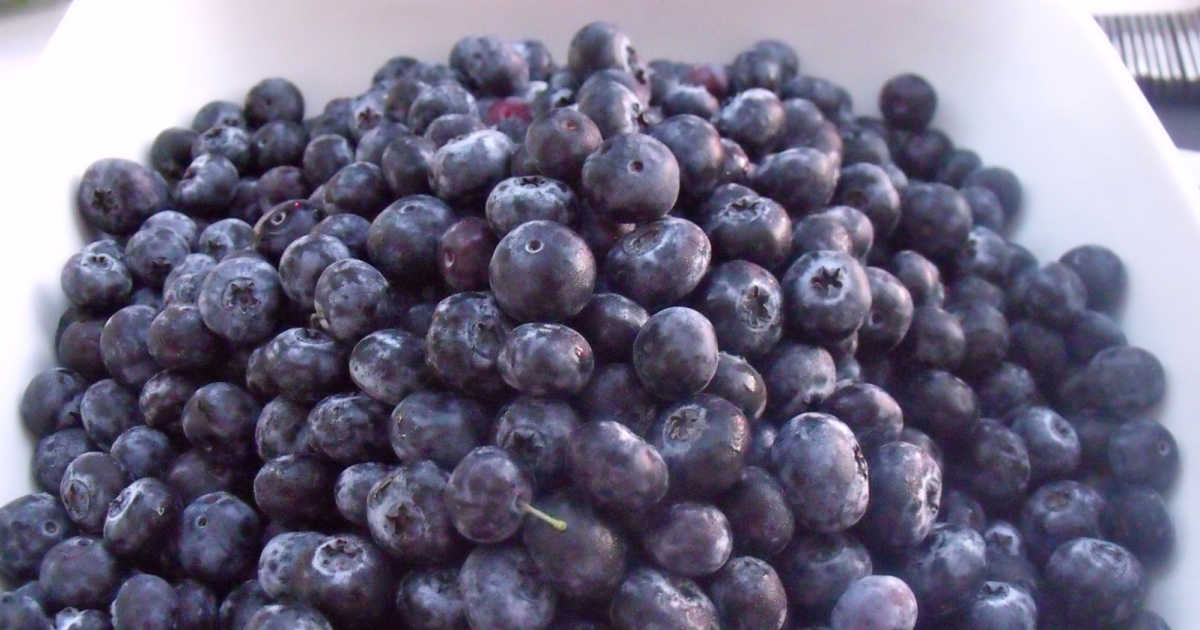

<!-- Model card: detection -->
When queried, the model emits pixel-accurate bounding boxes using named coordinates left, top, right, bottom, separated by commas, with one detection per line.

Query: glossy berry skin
left=109, top=425, right=176, bottom=480
left=99, top=305, right=157, bottom=388
left=278, top=234, right=351, bottom=311
left=1009, top=406, right=1080, bottom=482
left=254, top=397, right=314, bottom=460
left=964, top=166, right=1023, bottom=219
left=60, top=249, right=134, bottom=310
left=253, top=200, right=320, bottom=262
left=459, top=544, right=556, bottom=630
left=861, top=441, right=942, bottom=549
left=700, top=193, right=792, bottom=270
left=604, top=216, right=711, bottom=311
left=182, top=382, right=262, bottom=465
left=424, top=292, right=514, bottom=399
left=770, top=413, right=869, bottom=533
left=897, top=183, right=972, bottom=262
left=177, top=491, right=261, bottom=584
left=174, top=154, right=239, bottom=216
left=253, top=455, right=336, bottom=524
left=192, top=124, right=252, bottom=173
left=775, top=532, right=872, bottom=618
left=390, top=390, right=485, bottom=468
left=302, top=134, right=354, bottom=186
left=102, top=477, right=178, bottom=558
left=368, top=194, right=457, bottom=285
left=33, top=429, right=94, bottom=495
left=581, top=133, right=679, bottom=224
left=147, top=304, right=221, bottom=370
left=647, top=114, right=723, bottom=200
left=939, top=487, right=986, bottom=532
left=715, top=88, right=784, bottom=158
left=0, top=593, right=51, bottom=630
left=365, top=460, right=461, bottom=563
left=245, top=77, right=304, bottom=126
left=110, top=573, right=178, bottom=630
left=704, top=556, right=786, bottom=630
left=782, top=250, right=871, bottom=341
left=1019, top=479, right=1105, bottom=565
left=485, top=176, right=575, bottom=236
left=752, top=148, right=839, bottom=214
left=493, top=397, right=580, bottom=486
left=898, top=522, right=986, bottom=621
left=497, top=323, right=594, bottom=396
left=575, top=76, right=642, bottom=139
left=633, top=307, right=719, bottom=399
left=820, top=381, right=903, bottom=454
left=524, top=108, right=603, bottom=181
left=761, top=342, right=836, bottom=420
left=166, top=449, right=243, bottom=504
left=20, top=368, right=87, bottom=438
left=450, top=35, right=529, bottom=96
left=38, top=537, right=120, bottom=609
left=321, top=161, right=390, bottom=217
left=566, top=420, right=668, bottom=512
left=1060, top=244, right=1125, bottom=311
left=58, top=452, right=124, bottom=533
left=262, top=328, right=347, bottom=404
left=834, top=163, right=901, bottom=237
left=792, top=214, right=853, bottom=257
left=349, top=328, right=426, bottom=406
left=704, top=353, right=767, bottom=421
left=958, top=581, right=1036, bottom=630
left=79, top=379, right=141, bottom=450
left=1011, top=262, right=1088, bottom=330
left=900, top=369, right=979, bottom=442
left=198, top=256, right=283, bottom=344
left=310, top=212, right=370, bottom=257
left=1045, top=537, right=1145, bottom=626
left=244, top=604, right=332, bottom=630
left=219, top=579, right=271, bottom=630
left=0, top=493, right=73, bottom=581
left=445, top=446, right=533, bottom=544
left=830, top=575, right=917, bottom=630
left=880, top=73, right=937, bottom=131
left=77, top=158, right=169, bottom=235
left=307, top=392, right=390, bottom=464
left=719, top=466, right=795, bottom=558
left=329, top=463, right=390, bottom=528
left=1065, top=310, right=1126, bottom=363
left=1102, top=485, right=1175, bottom=565
left=576, top=363, right=659, bottom=436
left=963, top=418, right=1031, bottom=511
left=396, top=566, right=468, bottom=630
left=641, top=501, right=732, bottom=577
left=948, top=300, right=1009, bottom=376
left=295, top=534, right=393, bottom=626
left=312, top=258, right=393, bottom=342
left=489, top=220, right=596, bottom=322
left=433, top=217, right=495, bottom=291
left=609, top=566, right=718, bottom=630
left=1108, top=418, right=1179, bottom=491
left=1073, top=346, right=1166, bottom=417
left=197, top=219, right=254, bottom=261
left=899, top=305, right=965, bottom=370
left=569, top=292, right=648, bottom=363
left=650, top=395, right=749, bottom=499
left=521, top=491, right=627, bottom=601
left=889, top=249, right=944, bottom=307
left=429, top=129, right=515, bottom=202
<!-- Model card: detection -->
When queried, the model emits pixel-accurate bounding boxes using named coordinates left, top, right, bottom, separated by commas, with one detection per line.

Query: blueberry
left=56, top=452, right=124, bottom=533
left=647, top=395, right=749, bottom=499
left=639, top=501, right=732, bottom=577
left=950, top=301, right=1010, bottom=377
left=316, top=162, right=389, bottom=219
left=1011, top=262, right=1088, bottom=329
left=0, top=592, right=51, bottom=630
left=1019, top=479, right=1105, bottom=565
left=1069, top=410, right=1119, bottom=473
left=1107, top=418, right=1179, bottom=491
left=778, top=99, right=841, bottom=159
left=33, top=429, right=95, bottom=495
left=197, top=256, right=283, bottom=344
left=483, top=178, right=571, bottom=239
left=77, top=158, right=169, bottom=235
left=604, top=217, right=711, bottom=310
left=312, top=258, right=394, bottom=342
left=429, top=129, right=514, bottom=202
left=781, top=250, right=871, bottom=341
left=834, top=163, right=901, bottom=238
left=839, top=124, right=891, bottom=166
left=293, top=533, right=393, bottom=625
left=54, top=607, right=111, bottom=630
left=569, top=293, right=647, bottom=363
left=897, top=522, right=987, bottom=622
left=448, top=35, right=529, bottom=96
left=567, top=420, right=669, bottom=512
left=372, top=56, right=425, bottom=88
left=149, top=127, right=202, bottom=180
left=495, top=323, right=594, bottom=396
left=197, top=219, right=254, bottom=261
left=191, top=125, right=253, bottom=174
left=353, top=120, right=407, bottom=166
left=247, top=120, right=307, bottom=172
left=643, top=116, right=723, bottom=201
left=96, top=305, right=156, bottom=389
left=900, top=369, right=979, bottom=442
left=301, top=134, right=354, bottom=186
left=716, top=89, right=784, bottom=157
left=521, top=491, right=627, bottom=601
left=102, top=477, right=178, bottom=558
left=703, top=557, right=785, bottom=630
left=396, top=567, right=467, bottom=630
left=770, top=413, right=868, bottom=533
left=276, top=235, right=352, bottom=311
left=830, top=575, right=917, bottom=630
left=610, top=567, right=717, bottom=630
left=879, top=73, right=936, bottom=130
left=109, top=574, right=177, bottom=630
left=60, top=249, right=134, bottom=311
left=174, top=154, right=239, bottom=216
left=181, top=382, right=261, bottom=465
left=445, top=446, right=540, bottom=543
left=191, top=100, right=245, bottom=132
left=260, top=328, right=347, bottom=403
left=166, top=449, right=244, bottom=503
left=982, top=520, right=1039, bottom=594
left=309, top=212, right=370, bottom=257
left=897, top=183, right=973, bottom=262
left=244, top=77, right=304, bottom=127
left=255, top=166, right=310, bottom=216
left=0, top=494, right=73, bottom=581
left=576, top=363, right=659, bottom=436
left=1046, top=537, right=1145, bottom=626
left=703, top=353, right=767, bottom=422
left=307, top=392, right=390, bottom=464
left=367, top=195, right=457, bottom=286
left=20, top=369, right=87, bottom=438
left=860, top=441, right=942, bottom=549
left=1064, top=310, right=1126, bottom=363
left=492, top=397, right=580, bottom=485
left=662, top=83, right=720, bottom=119
left=328, top=463, right=390, bottom=527
left=424, top=292, right=514, bottom=398
left=581, top=133, right=680, bottom=224
left=930, top=145, right=979, bottom=185
left=700, top=195, right=793, bottom=271
left=346, top=328, right=426, bottom=406
left=407, top=82, right=478, bottom=134
left=888, top=249, right=944, bottom=307
left=489, top=221, right=596, bottom=322
left=1007, top=319, right=1068, bottom=389
left=220, top=580, right=272, bottom=630
left=524, top=108, right=603, bottom=181
left=718, top=466, right=794, bottom=558
left=110, top=426, right=176, bottom=480
left=567, top=21, right=638, bottom=78
left=1007, top=406, right=1080, bottom=482
left=389, top=389, right=484, bottom=467
left=791, top=214, right=853, bottom=256
left=776, top=532, right=872, bottom=618
left=959, top=186, right=1006, bottom=236
left=781, top=74, right=852, bottom=123
left=1076, top=346, right=1166, bottom=417
left=728, top=48, right=785, bottom=93
left=245, top=605, right=333, bottom=630
left=630, top=306, right=718, bottom=399
left=374, top=136, right=431, bottom=198
left=147, top=304, right=222, bottom=370
left=1054, top=245, right=1126, bottom=314
left=38, top=537, right=120, bottom=609
left=134, top=372, right=196, bottom=442
left=717, top=138, right=752, bottom=186
left=1102, top=485, right=1174, bottom=566
left=899, top=305, right=965, bottom=370
left=178, top=491, right=261, bottom=584
left=820, top=383, right=900, bottom=454
left=253, top=200, right=321, bottom=262
left=895, top=127, right=952, bottom=180
left=752, top=148, right=839, bottom=215
left=365, top=460, right=462, bottom=563
left=252, top=455, right=335, bottom=525
left=939, top=486, right=987, bottom=532
left=857, top=267, right=914, bottom=353
left=459, top=545, right=556, bottom=630
left=761, top=342, right=836, bottom=420
left=963, top=418, right=1031, bottom=511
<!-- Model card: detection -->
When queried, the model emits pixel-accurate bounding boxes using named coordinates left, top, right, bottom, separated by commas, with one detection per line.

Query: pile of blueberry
left=0, top=20, right=1178, bottom=630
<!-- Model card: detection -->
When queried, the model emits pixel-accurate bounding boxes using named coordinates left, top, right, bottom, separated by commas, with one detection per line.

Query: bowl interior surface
left=3, top=0, right=1198, bottom=623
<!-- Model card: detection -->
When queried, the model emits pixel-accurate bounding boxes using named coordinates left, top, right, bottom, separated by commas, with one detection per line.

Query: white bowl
left=3, top=0, right=1198, bottom=624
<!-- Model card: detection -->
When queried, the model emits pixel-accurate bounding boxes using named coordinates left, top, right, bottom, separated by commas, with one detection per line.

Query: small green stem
left=519, top=502, right=567, bottom=531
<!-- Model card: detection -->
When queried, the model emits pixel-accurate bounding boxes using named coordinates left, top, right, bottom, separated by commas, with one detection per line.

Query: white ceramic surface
left=3, top=0, right=1198, bottom=624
